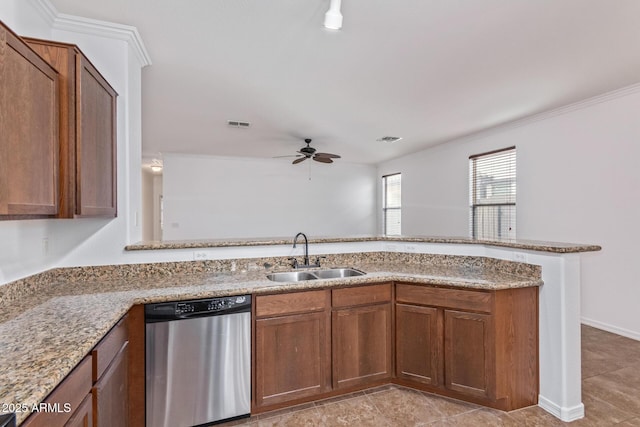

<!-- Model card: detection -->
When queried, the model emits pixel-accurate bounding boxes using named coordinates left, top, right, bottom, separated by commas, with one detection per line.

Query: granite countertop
left=125, top=235, right=602, bottom=253
left=0, top=257, right=542, bottom=424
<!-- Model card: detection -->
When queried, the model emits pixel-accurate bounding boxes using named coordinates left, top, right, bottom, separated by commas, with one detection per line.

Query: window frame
left=469, top=146, right=516, bottom=240
left=382, top=173, right=401, bottom=236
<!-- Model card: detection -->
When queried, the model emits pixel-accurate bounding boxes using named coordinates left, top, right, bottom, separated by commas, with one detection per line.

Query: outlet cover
left=193, top=251, right=208, bottom=261
left=513, top=252, right=527, bottom=263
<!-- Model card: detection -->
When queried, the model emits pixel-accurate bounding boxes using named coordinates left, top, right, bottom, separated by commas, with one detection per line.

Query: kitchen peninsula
left=0, top=236, right=599, bottom=425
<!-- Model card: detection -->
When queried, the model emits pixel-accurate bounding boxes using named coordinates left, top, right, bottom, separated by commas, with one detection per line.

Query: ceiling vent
left=227, top=120, right=251, bottom=128
left=377, top=136, right=402, bottom=143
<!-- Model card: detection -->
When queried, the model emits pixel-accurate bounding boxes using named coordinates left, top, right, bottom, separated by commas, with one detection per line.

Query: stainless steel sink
left=266, top=271, right=318, bottom=282
left=312, top=268, right=366, bottom=279
left=266, top=268, right=366, bottom=282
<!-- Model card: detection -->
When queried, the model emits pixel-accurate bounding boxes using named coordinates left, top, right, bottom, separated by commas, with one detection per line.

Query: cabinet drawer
left=256, top=290, right=328, bottom=318
left=396, top=284, right=493, bottom=313
left=332, top=283, right=392, bottom=308
left=92, top=315, right=128, bottom=382
left=22, top=356, right=92, bottom=427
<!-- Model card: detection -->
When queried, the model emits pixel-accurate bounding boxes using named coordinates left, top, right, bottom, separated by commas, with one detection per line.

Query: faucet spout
left=293, top=232, right=309, bottom=267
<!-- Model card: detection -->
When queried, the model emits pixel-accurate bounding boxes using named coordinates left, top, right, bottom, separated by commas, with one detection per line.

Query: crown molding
left=29, top=0, right=57, bottom=26
left=28, top=0, right=152, bottom=67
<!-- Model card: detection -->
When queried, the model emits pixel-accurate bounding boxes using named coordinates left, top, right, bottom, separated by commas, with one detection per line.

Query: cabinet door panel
left=255, top=312, right=330, bottom=407
left=444, top=310, right=494, bottom=399
left=76, top=55, right=117, bottom=217
left=332, top=304, right=392, bottom=389
left=396, top=304, right=442, bottom=386
left=92, top=342, right=128, bottom=427
left=0, top=23, right=58, bottom=217
left=65, top=393, right=93, bottom=427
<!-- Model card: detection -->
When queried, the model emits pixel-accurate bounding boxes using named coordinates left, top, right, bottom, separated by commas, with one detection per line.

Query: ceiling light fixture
left=150, top=159, right=163, bottom=173
left=324, top=0, right=343, bottom=30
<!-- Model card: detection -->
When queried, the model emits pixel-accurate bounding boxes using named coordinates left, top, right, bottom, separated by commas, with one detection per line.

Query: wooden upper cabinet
left=24, top=37, right=118, bottom=218
left=0, top=21, right=59, bottom=218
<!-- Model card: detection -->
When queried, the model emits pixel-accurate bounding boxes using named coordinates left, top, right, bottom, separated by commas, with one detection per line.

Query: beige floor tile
left=583, top=367, right=640, bottom=415
left=617, top=418, right=640, bottom=426
left=367, top=387, right=452, bottom=425
left=582, top=348, right=630, bottom=379
left=570, top=393, right=636, bottom=426
left=316, top=395, right=391, bottom=426
left=428, top=407, right=519, bottom=426
left=257, top=406, right=324, bottom=427
left=507, top=405, right=567, bottom=427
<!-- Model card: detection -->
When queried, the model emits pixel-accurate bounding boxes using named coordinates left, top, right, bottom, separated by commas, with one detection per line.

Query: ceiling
left=50, top=0, right=640, bottom=165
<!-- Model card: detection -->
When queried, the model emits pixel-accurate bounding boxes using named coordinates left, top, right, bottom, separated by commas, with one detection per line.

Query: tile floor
left=224, top=325, right=640, bottom=426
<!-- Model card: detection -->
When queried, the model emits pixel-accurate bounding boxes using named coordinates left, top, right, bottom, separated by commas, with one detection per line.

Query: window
left=469, top=147, right=516, bottom=240
left=383, top=173, right=401, bottom=235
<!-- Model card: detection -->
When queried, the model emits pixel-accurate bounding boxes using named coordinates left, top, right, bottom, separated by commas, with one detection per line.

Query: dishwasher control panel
left=145, top=295, right=251, bottom=322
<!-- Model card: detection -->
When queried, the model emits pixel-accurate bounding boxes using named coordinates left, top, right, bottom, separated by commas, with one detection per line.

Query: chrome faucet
left=292, top=232, right=309, bottom=267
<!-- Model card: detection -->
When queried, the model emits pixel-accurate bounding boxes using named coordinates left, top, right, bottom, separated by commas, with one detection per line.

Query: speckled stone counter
left=0, top=252, right=541, bottom=424
left=125, top=235, right=602, bottom=253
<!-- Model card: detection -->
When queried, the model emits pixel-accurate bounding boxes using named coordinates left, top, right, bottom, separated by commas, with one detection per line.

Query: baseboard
left=538, top=395, right=585, bottom=422
left=581, top=317, right=640, bottom=341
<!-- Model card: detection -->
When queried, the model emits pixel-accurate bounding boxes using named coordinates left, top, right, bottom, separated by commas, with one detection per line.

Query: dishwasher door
left=145, top=311, right=251, bottom=427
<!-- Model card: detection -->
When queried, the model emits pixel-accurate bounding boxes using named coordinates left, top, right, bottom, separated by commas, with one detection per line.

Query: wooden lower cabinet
left=255, top=312, right=331, bottom=407
left=394, top=283, right=538, bottom=411
left=395, top=303, right=441, bottom=386
left=332, top=284, right=392, bottom=389
left=22, top=356, right=93, bottom=427
left=92, top=343, right=129, bottom=427
left=254, top=290, right=331, bottom=409
left=253, top=284, right=393, bottom=411
left=65, top=393, right=93, bottom=427
left=444, top=310, right=493, bottom=399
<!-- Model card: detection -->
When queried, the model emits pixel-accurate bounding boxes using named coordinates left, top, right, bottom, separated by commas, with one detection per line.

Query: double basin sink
left=266, top=268, right=365, bottom=282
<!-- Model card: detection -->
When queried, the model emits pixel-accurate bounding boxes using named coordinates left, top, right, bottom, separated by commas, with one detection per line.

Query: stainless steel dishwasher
left=145, top=295, right=251, bottom=427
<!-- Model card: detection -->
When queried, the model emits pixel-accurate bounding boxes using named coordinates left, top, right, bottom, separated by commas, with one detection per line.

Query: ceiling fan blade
left=313, top=156, right=333, bottom=164
left=273, top=154, right=303, bottom=158
left=314, top=152, right=341, bottom=159
left=292, top=157, right=308, bottom=164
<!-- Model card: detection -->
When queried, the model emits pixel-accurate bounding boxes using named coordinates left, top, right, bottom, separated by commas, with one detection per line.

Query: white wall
left=379, top=86, right=640, bottom=339
left=162, top=154, right=377, bottom=240
left=0, top=0, right=149, bottom=284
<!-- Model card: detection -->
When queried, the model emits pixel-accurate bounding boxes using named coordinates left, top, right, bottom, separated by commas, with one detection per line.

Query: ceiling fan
left=277, top=138, right=341, bottom=164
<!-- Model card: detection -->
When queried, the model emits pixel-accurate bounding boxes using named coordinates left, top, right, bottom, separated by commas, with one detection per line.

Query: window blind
left=383, top=173, right=401, bottom=236
left=469, top=147, right=516, bottom=240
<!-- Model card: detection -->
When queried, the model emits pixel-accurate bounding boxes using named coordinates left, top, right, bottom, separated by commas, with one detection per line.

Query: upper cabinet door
left=76, top=54, right=117, bottom=217
left=0, top=21, right=59, bottom=218
left=24, top=36, right=118, bottom=218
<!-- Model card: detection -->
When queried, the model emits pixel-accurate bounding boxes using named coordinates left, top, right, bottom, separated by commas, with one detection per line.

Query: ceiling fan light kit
left=324, top=0, right=343, bottom=30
